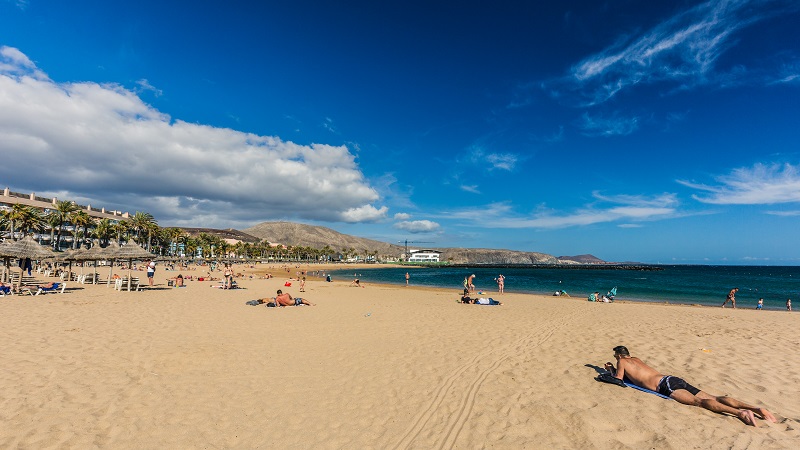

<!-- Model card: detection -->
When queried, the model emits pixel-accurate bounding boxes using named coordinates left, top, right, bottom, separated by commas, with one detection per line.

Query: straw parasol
left=97, top=241, right=121, bottom=287
left=56, top=245, right=106, bottom=284
left=103, top=240, right=154, bottom=291
left=0, top=236, right=57, bottom=288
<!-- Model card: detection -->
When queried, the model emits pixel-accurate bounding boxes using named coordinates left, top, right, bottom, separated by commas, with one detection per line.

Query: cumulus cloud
left=679, top=162, right=800, bottom=204
left=546, top=0, right=799, bottom=105
left=393, top=220, right=441, bottom=233
left=0, top=46, right=387, bottom=227
left=393, top=212, right=411, bottom=220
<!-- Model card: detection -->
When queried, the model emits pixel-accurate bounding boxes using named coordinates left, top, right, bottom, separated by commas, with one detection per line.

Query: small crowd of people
left=723, top=288, right=792, bottom=311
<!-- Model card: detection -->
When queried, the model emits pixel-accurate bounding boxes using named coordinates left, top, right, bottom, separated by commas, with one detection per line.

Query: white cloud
left=340, top=205, right=389, bottom=223
left=135, top=79, right=162, bottom=97
left=0, top=46, right=387, bottom=227
left=460, top=184, right=481, bottom=194
left=547, top=0, right=799, bottom=105
left=443, top=193, right=678, bottom=229
left=578, top=112, right=639, bottom=137
left=679, top=162, right=800, bottom=204
left=393, top=212, right=411, bottom=220
left=486, top=153, right=517, bottom=171
left=322, top=117, right=338, bottom=134
left=394, top=220, right=441, bottom=233
left=765, top=210, right=800, bottom=216
left=465, top=145, right=519, bottom=172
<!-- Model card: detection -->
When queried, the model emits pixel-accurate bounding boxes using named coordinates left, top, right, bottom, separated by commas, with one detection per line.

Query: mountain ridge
left=242, top=221, right=606, bottom=264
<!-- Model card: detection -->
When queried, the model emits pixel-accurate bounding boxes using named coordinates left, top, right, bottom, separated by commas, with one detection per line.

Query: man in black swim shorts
left=656, top=375, right=699, bottom=397
left=604, top=346, right=776, bottom=427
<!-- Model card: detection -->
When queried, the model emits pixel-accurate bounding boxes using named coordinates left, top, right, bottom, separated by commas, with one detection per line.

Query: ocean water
left=329, top=265, right=800, bottom=310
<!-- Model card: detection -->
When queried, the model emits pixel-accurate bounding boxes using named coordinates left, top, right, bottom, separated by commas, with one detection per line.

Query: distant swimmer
left=721, top=287, right=738, bottom=308
left=604, top=346, right=776, bottom=427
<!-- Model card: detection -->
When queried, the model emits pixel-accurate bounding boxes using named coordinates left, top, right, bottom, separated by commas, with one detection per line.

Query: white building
left=408, top=249, right=441, bottom=263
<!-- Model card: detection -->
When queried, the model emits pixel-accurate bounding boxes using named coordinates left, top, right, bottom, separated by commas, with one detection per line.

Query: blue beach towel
left=623, top=382, right=672, bottom=400
left=595, top=372, right=672, bottom=400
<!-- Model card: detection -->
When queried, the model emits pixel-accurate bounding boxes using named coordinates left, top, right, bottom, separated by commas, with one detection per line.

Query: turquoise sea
left=329, top=265, right=799, bottom=311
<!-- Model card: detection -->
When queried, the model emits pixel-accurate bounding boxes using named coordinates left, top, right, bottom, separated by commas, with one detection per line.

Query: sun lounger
left=34, top=282, right=66, bottom=295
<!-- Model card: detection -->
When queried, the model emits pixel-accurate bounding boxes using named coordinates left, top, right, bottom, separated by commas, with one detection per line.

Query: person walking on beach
left=787, top=298, right=792, bottom=311
left=464, top=274, right=476, bottom=293
left=604, top=346, right=776, bottom=427
left=299, top=277, right=306, bottom=292
left=496, top=274, right=505, bottom=294
left=757, top=298, right=763, bottom=310
left=721, top=287, right=738, bottom=308
left=405, top=272, right=409, bottom=286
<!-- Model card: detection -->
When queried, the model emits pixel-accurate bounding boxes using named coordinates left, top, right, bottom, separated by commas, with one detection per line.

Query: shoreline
left=321, top=266, right=795, bottom=313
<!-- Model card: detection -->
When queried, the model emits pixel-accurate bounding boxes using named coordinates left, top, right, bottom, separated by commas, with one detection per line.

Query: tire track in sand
left=392, top=307, right=587, bottom=450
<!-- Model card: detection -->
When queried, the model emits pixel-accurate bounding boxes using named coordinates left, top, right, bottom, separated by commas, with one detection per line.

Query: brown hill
left=441, top=248, right=559, bottom=265
left=557, top=254, right=606, bottom=264
left=243, top=221, right=402, bottom=255
left=243, top=221, right=566, bottom=264
left=179, top=227, right=261, bottom=243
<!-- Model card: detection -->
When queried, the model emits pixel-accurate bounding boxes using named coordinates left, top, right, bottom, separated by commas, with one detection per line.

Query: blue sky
left=2, top=0, right=800, bottom=264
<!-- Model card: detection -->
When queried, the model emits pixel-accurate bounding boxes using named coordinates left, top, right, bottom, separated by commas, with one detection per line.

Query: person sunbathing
left=460, top=289, right=475, bottom=304
left=273, top=289, right=314, bottom=306
left=604, top=346, right=776, bottom=427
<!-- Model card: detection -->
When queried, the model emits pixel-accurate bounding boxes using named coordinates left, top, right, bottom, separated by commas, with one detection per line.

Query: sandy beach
left=1, top=263, right=798, bottom=449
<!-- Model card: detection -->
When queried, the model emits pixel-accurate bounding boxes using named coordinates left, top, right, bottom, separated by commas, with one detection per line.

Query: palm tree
left=93, top=219, right=114, bottom=246
left=184, top=237, right=199, bottom=259
left=129, top=212, right=157, bottom=248
left=162, top=227, right=185, bottom=256
left=113, top=220, right=131, bottom=244
left=4, top=204, right=44, bottom=239
left=176, top=233, right=190, bottom=257
left=52, top=200, right=80, bottom=250
left=69, top=210, right=94, bottom=249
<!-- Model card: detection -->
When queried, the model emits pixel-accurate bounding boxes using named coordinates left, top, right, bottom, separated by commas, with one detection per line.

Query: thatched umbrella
left=57, top=246, right=105, bottom=284
left=103, top=240, right=154, bottom=291
left=95, top=241, right=120, bottom=287
left=0, top=236, right=57, bottom=289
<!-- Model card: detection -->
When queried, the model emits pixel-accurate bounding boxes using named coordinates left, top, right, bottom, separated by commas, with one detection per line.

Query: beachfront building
left=408, top=249, right=441, bottom=263
left=0, top=186, right=131, bottom=249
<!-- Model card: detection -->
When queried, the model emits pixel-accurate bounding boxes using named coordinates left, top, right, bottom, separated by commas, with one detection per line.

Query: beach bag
left=595, top=372, right=626, bottom=387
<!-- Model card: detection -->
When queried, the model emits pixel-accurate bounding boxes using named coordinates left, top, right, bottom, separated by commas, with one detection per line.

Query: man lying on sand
left=604, top=346, right=776, bottom=426
left=274, top=289, right=315, bottom=307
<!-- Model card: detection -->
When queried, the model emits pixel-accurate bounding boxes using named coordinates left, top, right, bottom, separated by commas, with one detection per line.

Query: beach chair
left=0, top=285, right=13, bottom=297
left=35, top=282, right=66, bottom=295
left=115, top=277, right=141, bottom=291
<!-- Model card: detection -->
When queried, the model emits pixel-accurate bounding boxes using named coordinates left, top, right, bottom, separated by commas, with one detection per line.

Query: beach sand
left=1, top=263, right=798, bottom=449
